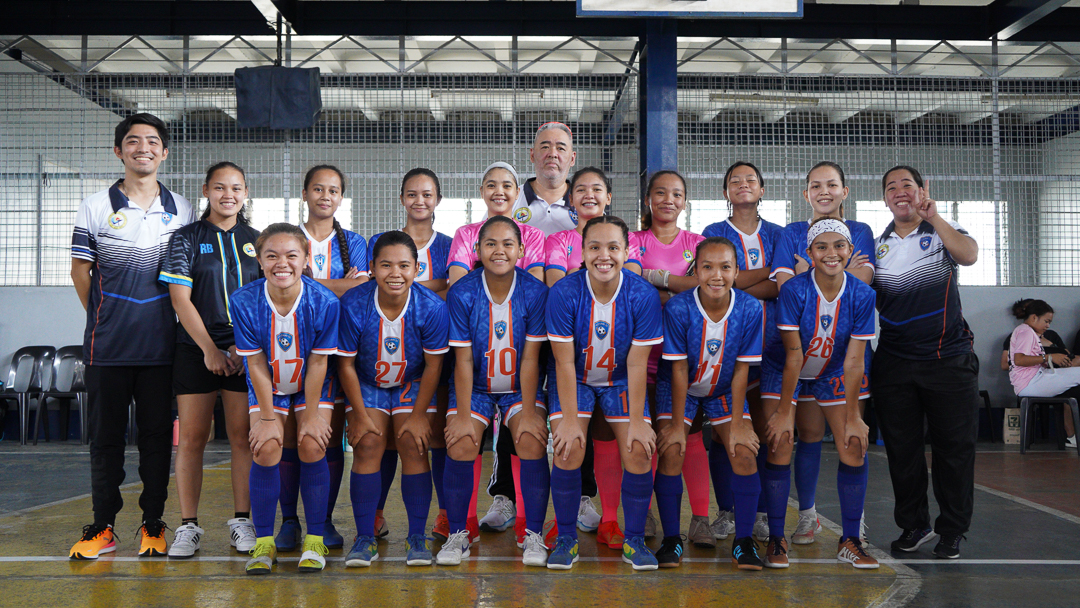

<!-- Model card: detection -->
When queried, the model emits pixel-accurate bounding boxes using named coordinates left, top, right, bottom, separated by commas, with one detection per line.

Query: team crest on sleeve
left=749, top=249, right=760, bottom=265
left=568, top=207, right=578, bottom=225
left=493, top=320, right=508, bottom=339
left=875, top=243, right=889, bottom=259
left=417, top=261, right=427, bottom=276
left=919, top=236, right=932, bottom=251
left=594, top=321, right=610, bottom=340
left=384, top=337, right=401, bottom=355
left=683, top=250, right=693, bottom=263
left=820, top=315, right=833, bottom=331
left=706, top=338, right=723, bottom=356
left=639, top=246, right=646, bottom=257
left=161, top=212, right=173, bottom=225
left=276, top=332, right=294, bottom=351
left=243, top=243, right=257, bottom=257
left=514, top=207, right=532, bottom=223
left=314, top=253, right=326, bottom=271
left=108, top=211, right=127, bottom=229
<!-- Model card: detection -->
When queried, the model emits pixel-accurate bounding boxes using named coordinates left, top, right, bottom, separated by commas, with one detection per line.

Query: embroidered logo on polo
left=108, top=212, right=127, bottom=229
left=919, top=236, right=932, bottom=251
left=243, top=243, right=257, bottom=257
left=161, top=212, right=173, bottom=225
left=514, top=207, right=532, bottom=223
left=876, top=243, right=889, bottom=259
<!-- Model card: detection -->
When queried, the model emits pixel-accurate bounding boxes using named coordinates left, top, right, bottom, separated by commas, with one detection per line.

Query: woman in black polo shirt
left=159, top=162, right=263, bottom=558
left=871, top=165, right=980, bottom=560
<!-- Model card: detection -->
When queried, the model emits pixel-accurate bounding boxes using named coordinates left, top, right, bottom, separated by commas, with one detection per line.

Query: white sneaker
left=168, top=523, right=204, bottom=558
left=228, top=517, right=257, bottom=552
left=478, top=495, right=516, bottom=532
left=522, top=529, right=548, bottom=567
left=435, top=530, right=471, bottom=566
left=711, top=510, right=735, bottom=540
left=792, top=507, right=822, bottom=545
left=1067, top=435, right=1077, bottom=449
left=860, top=513, right=868, bottom=544
left=753, top=512, right=770, bottom=542
left=577, top=496, right=601, bottom=532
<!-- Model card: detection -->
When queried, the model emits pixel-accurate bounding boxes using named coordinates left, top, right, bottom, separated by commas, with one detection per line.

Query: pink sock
left=469, top=455, right=481, bottom=520
left=682, top=432, right=710, bottom=517
left=593, top=439, right=623, bottom=523
left=512, top=455, right=525, bottom=520
left=648, top=450, right=658, bottom=510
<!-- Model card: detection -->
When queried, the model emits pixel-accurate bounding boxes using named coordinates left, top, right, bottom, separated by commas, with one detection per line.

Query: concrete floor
left=0, top=440, right=1076, bottom=608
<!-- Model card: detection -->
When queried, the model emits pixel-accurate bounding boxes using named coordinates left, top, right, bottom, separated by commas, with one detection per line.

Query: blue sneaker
left=323, top=519, right=344, bottom=549
left=546, top=535, right=579, bottom=570
left=345, top=535, right=379, bottom=568
left=405, top=534, right=433, bottom=566
left=274, top=519, right=302, bottom=552
left=622, top=536, right=658, bottom=571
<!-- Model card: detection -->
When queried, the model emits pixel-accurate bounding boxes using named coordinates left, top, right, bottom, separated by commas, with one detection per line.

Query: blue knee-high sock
left=837, top=458, right=869, bottom=541
left=709, top=442, right=734, bottom=512
left=519, top=457, right=550, bottom=533
left=622, top=470, right=654, bottom=539
left=430, top=447, right=448, bottom=511
left=351, top=471, right=380, bottom=539
left=299, top=457, right=329, bottom=536
left=279, top=448, right=301, bottom=520
left=761, top=462, right=791, bottom=539
left=401, top=472, right=433, bottom=537
left=378, top=450, right=398, bottom=510
left=731, top=472, right=761, bottom=539
left=250, top=462, right=280, bottom=538
left=755, top=448, right=769, bottom=513
left=550, top=466, right=581, bottom=541
left=794, top=440, right=822, bottom=511
left=325, top=446, right=345, bottom=518
left=654, top=473, right=683, bottom=539
left=444, top=456, right=474, bottom=534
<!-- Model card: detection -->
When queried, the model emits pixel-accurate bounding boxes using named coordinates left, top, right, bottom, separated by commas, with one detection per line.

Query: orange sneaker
left=467, top=516, right=481, bottom=544
left=838, top=537, right=880, bottom=569
left=432, top=511, right=450, bottom=540
left=137, top=520, right=168, bottom=557
left=69, top=524, right=116, bottom=560
left=374, top=513, right=389, bottom=538
left=596, top=520, right=625, bottom=550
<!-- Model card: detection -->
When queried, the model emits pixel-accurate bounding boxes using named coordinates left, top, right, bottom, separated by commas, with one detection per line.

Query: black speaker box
left=234, top=66, right=322, bottom=129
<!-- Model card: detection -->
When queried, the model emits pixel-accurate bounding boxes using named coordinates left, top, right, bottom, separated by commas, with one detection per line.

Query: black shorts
left=173, top=342, right=248, bottom=395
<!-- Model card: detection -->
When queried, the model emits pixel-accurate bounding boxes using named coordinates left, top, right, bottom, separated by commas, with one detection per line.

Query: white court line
left=973, top=483, right=1080, bottom=526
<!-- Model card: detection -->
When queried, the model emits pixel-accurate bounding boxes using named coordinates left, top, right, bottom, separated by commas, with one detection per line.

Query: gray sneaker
left=688, top=515, right=715, bottom=548
left=710, top=510, right=735, bottom=540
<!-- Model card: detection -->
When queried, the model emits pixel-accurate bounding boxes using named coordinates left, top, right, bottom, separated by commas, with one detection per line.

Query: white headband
left=806, top=219, right=851, bottom=247
left=483, top=162, right=519, bottom=185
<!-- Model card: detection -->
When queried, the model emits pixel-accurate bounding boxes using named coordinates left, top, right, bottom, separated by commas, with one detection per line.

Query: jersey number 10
left=485, top=347, right=517, bottom=378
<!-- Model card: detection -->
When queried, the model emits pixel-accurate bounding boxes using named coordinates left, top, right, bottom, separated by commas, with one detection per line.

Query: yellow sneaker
left=246, top=537, right=278, bottom=575
left=298, top=535, right=329, bottom=573
left=137, top=520, right=168, bottom=557
left=69, top=524, right=116, bottom=560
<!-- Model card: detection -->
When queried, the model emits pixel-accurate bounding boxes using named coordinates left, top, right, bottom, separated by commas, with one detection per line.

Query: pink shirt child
left=1009, top=323, right=1043, bottom=392
left=448, top=220, right=547, bottom=274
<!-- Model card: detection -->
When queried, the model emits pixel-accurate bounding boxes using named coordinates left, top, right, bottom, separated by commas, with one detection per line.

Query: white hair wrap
left=806, top=219, right=851, bottom=247
left=483, top=161, right=519, bottom=185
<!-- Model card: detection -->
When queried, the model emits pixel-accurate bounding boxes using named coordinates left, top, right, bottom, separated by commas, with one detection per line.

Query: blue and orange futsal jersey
left=765, top=270, right=876, bottom=379
left=546, top=269, right=663, bottom=387
left=230, top=275, right=340, bottom=400
left=702, top=218, right=785, bottom=274
left=447, top=267, right=548, bottom=394
left=367, top=231, right=452, bottom=282
left=659, top=288, right=763, bottom=397
left=337, top=281, right=450, bottom=388
left=300, top=223, right=368, bottom=280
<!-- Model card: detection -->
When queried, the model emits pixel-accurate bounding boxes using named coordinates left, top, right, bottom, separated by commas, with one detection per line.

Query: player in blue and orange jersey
left=229, top=223, right=341, bottom=575
left=436, top=216, right=550, bottom=567
left=336, top=231, right=450, bottom=568
left=761, top=218, right=879, bottom=570
left=655, top=237, right=765, bottom=570
left=545, top=215, right=663, bottom=571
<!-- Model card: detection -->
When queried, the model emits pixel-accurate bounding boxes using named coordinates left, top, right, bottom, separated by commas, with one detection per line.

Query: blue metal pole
left=639, top=18, right=678, bottom=210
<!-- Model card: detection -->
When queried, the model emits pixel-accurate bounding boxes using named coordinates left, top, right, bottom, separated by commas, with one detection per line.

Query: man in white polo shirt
left=511, top=122, right=577, bottom=234
left=68, top=113, right=195, bottom=560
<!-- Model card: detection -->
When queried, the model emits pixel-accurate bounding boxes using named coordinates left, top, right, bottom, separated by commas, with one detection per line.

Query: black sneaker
left=934, top=533, right=964, bottom=559
left=891, top=527, right=937, bottom=552
left=656, top=536, right=684, bottom=568
left=731, top=536, right=763, bottom=571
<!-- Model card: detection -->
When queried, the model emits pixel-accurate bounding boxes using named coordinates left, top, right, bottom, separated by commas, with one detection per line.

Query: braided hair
left=303, top=164, right=351, bottom=273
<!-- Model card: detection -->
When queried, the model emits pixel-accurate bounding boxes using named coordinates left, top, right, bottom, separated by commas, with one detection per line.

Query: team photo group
left=66, top=111, right=984, bottom=576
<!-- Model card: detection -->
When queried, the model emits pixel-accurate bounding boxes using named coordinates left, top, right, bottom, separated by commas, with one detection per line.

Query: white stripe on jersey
left=482, top=272, right=517, bottom=394
left=264, top=281, right=305, bottom=395
left=688, top=289, right=736, bottom=398
left=583, top=274, right=624, bottom=387
left=301, top=224, right=335, bottom=280
left=416, top=232, right=437, bottom=282
left=374, top=289, right=410, bottom=388
left=726, top=219, right=767, bottom=270
left=799, top=271, right=844, bottom=380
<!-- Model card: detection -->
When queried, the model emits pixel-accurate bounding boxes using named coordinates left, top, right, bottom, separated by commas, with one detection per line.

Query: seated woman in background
left=1007, top=298, right=1078, bottom=448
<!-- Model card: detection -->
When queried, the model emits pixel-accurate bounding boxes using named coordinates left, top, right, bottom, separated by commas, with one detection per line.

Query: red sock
left=469, top=455, right=481, bottom=518
left=683, top=432, right=710, bottom=517
left=512, top=455, right=525, bottom=520
left=593, top=439, right=623, bottom=523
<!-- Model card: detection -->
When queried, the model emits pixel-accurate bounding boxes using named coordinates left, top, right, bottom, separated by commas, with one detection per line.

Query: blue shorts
left=759, top=367, right=870, bottom=407
left=345, top=381, right=434, bottom=416
left=247, top=373, right=337, bottom=415
left=655, top=380, right=751, bottom=426
left=548, top=375, right=650, bottom=424
left=448, top=389, right=547, bottom=427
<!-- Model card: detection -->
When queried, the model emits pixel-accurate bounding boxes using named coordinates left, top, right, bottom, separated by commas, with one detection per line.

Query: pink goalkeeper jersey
left=546, top=228, right=642, bottom=276
left=628, top=229, right=704, bottom=276
left=448, top=220, right=547, bottom=274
